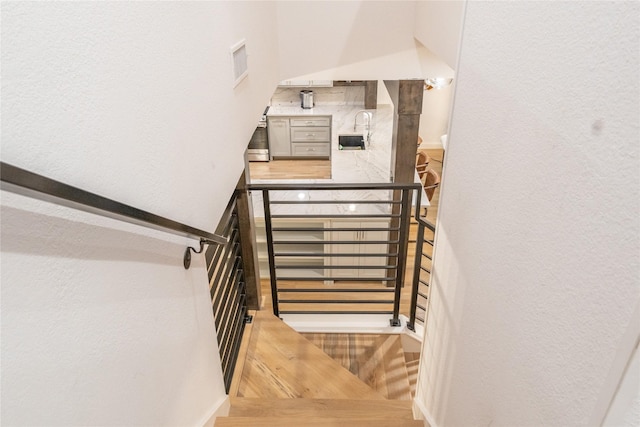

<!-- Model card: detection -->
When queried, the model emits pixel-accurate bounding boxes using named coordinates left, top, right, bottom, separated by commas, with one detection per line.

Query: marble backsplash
left=270, top=86, right=365, bottom=106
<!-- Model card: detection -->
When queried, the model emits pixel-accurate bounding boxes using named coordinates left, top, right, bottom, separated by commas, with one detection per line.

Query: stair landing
left=218, top=311, right=422, bottom=427
left=234, top=310, right=384, bottom=399
left=302, top=332, right=413, bottom=400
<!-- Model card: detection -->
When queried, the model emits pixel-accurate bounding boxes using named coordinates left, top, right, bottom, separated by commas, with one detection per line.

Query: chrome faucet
left=354, top=110, right=373, bottom=145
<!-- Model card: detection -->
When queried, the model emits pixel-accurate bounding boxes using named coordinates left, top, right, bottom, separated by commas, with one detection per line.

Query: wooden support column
left=364, top=81, right=378, bottom=109
left=383, top=80, right=424, bottom=287
left=384, top=80, right=424, bottom=183
left=235, top=170, right=261, bottom=310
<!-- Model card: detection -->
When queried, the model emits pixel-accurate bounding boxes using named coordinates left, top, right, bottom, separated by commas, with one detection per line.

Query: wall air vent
left=230, top=39, right=248, bottom=87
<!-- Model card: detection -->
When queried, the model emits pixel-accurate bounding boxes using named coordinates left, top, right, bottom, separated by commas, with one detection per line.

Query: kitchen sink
left=338, top=135, right=365, bottom=150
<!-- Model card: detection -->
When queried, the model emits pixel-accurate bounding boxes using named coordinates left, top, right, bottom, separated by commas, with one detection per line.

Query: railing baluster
left=249, top=182, right=426, bottom=322
left=262, top=189, right=280, bottom=317
left=391, top=188, right=413, bottom=327
left=408, top=221, right=425, bottom=331
left=204, top=192, right=250, bottom=394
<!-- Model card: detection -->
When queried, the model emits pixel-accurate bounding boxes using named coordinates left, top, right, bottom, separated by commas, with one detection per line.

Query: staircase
left=214, top=311, right=423, bottom=426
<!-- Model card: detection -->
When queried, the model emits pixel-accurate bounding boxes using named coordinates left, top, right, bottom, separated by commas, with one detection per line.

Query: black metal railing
left=0, top=162, right=227, bottom=267
left=204, top=191, right=251, bottom=393
left=0, top=161, right=248, bottom=392
left=407, top=215, right=436, bottom=331
left=249, top=182, right=421, bottom=327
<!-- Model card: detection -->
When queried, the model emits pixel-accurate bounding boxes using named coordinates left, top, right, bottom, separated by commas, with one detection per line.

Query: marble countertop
left=251, top=103, right=428, bottom=217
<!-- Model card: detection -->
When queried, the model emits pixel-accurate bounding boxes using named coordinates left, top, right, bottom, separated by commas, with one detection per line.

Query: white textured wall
left=276, top=1, right=420, bottom=80
left=417, top=1, right=640, bottom=426
left=416, top=44, right=455, bottom=146
left=413, top=0, right=465, bottom=70
left=603, top=336, right=640, bottom=426
left=1, top=2, right=279, bottom=425
left=1, top=1, right=279, bottom=231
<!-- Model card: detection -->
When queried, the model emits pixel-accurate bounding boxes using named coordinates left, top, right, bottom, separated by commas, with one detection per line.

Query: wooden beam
left=364, top=81, right=378, bottom=109
left=384, top=79, right=424, bottom=183
left=383, top=80, right=424, bottom=288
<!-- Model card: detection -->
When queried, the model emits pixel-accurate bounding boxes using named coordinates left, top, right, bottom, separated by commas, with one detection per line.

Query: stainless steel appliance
left=300, top=90, right=314, bottom=109
left=247, top=106, right=270, bottom=162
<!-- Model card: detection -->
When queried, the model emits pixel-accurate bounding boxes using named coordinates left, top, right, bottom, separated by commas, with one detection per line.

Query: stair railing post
left=262, top=189, right=280, bottom=317
left=407, top=220, right=425, bottom=331
left=391, top=187, right=413, bottom=327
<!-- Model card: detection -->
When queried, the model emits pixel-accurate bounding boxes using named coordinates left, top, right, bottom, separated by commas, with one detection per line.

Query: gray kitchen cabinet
left=267, top=117, right=291, bottom=158
left=289, top=117, right=331, bottom=127
left=268, top=115, right=331, bottom=159
left=291, top=142, right=331, bottom=157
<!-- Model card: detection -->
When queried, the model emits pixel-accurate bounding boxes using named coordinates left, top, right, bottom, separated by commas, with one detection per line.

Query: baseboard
left=401, top=330, right=423, bottom=353
left=280, top=314, right=426, bottom=341
left=413, top=397, right=439, bottom=427
left=281, top=313, right=406, bottom=334
left=197, top=395, right=230, bottom=427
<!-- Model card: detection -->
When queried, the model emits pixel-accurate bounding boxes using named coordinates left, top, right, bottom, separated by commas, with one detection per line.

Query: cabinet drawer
left=290, top=117, right=331, bottom=127
left=291, top=142, right=330, bottom=157
left=290, top=127, right=330, bottom=142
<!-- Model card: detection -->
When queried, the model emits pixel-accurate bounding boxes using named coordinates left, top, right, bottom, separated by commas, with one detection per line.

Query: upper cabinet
left=278, top=80, right=334, bottom=87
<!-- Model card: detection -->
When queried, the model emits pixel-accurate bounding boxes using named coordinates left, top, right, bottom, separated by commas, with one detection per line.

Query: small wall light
left=425, top=77, right=453, bottom=90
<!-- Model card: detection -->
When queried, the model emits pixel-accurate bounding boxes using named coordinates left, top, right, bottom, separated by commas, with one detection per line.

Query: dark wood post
left=383, top=80, right=424, bottom=287
left=364, top=81, right=378, bottom=109
left=384, top=80, right=424, bottom=183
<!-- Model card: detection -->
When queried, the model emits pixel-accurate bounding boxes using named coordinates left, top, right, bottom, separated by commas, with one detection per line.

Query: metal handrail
left=1, top=161, right=227, bottom=268
left=413, top=212, right=437, bottom=231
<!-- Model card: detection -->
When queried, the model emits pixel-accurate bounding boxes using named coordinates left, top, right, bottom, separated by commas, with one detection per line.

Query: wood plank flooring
left=302, top=333, right=412, bottom=400
left=249, top=159, right=331, bottom=180
left=216, top=417, right=422, bottom=427
left=235, top=310, right=384, bottom=400
left=221, top=313, right=422, bottom=426
left=404, top=352, right=421, bottom=397
left=228, top=398, right=416, bottom=419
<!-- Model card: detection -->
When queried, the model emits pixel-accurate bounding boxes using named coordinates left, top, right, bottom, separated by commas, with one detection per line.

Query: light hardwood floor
left=222, top=311, right=422, bottom=426
left=249, top=159, right=331, bottom=180
left=233, top=311, right=385, bottom=400
left=301, top=333, right=413, bottom=400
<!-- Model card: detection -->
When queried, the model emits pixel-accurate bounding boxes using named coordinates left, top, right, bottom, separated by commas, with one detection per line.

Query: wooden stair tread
left=227, top=311, right=256, bottom=397
left=235, top=311, right=384, bottom=399
left=228, top=397, right=414, bottom=419
left=302, top=333, right=413, bottom=400
left=215, top=417, right=423, bottom=427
